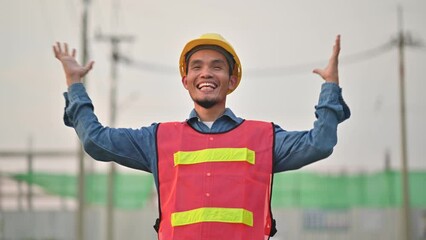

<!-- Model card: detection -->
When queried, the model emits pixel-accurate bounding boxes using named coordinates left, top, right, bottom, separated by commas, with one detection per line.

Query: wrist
left=325, top=78, right=339, bottom=85
left=66, top=76, right=82, bottom=87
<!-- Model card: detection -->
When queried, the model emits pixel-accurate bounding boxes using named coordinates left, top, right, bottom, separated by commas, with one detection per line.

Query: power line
left=113, top=33, right=424, bottom=78
left=246, top=41, right=395, bottom=77
left=341, top=41, right=395, bottom=64
left=120, top=56, right=176, bottom=74
left=120, top=40, right=396, bottom=77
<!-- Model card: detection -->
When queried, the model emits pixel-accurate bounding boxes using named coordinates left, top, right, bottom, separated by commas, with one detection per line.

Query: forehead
left=188, top=49, right=227, bottom=63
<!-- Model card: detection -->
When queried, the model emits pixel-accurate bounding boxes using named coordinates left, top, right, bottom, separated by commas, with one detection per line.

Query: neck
left=194, top=103, right=226, bottom=122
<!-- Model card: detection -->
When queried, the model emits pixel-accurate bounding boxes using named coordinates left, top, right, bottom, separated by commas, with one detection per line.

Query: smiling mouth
left=197, top=82, right=217, bottom=91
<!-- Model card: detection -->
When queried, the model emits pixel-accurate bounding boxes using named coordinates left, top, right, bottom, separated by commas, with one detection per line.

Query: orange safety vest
left=155, top=120, right=276, bottom=239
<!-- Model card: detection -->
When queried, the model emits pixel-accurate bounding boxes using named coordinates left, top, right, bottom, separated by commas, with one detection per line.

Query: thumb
left=83, top=61, right=95, bottom=74
left=312, top=68, right=323, bottom=76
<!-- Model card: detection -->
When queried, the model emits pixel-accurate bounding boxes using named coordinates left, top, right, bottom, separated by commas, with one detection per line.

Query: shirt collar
left=187, top=108, right=240, bottom=124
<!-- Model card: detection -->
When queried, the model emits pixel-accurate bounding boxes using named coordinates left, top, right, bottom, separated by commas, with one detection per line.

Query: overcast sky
left=1, top=0, right=425, bottom=174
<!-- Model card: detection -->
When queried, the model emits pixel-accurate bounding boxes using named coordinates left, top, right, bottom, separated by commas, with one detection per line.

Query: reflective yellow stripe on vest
left=174, top=148, right=255, bottom=166
left=171, top=207, right=253, bottom=227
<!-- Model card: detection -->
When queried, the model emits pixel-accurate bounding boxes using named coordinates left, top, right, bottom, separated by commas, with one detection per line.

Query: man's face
left=182, top=49, right=237, bottom=109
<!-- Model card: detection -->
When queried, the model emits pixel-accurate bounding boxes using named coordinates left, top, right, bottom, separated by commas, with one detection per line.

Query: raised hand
left=53, top=42, right=94, bottom=87
left=313, top=35, right=341, bottom=85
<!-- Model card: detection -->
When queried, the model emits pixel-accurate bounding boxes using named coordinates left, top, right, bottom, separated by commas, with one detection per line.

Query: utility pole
left=77, top=0, right=91, bottom=239
left=397, top=5, right=411, bottom=240
left=389, top=5, right=425, bottom=240
left=96, top=32, right=134, bottom=240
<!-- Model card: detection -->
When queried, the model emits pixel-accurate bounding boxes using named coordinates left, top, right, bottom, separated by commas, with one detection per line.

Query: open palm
left=53, top=42, right=94, bottom=87
left=313, top=35, right=341, bottom=85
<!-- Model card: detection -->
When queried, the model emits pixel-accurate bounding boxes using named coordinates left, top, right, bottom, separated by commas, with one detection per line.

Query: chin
left=195, top=99, right=217, bottom=109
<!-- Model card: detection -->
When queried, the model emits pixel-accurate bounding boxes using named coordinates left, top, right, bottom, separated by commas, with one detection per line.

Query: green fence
left=11, top=170, right=426, bottom=209
left=12, top=172, right=154, bottom=209
left=272, top=170, right=426, bottom=209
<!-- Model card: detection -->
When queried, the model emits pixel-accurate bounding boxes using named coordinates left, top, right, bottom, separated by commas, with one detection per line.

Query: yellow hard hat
left=179, top=33, right=242, bottom=94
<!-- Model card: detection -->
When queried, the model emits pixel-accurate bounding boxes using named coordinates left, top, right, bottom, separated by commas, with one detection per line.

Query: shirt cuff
left=318, top=82, right=351, bottom=123
left=63, top=92, right=73, bottom=127
left=62, top=83, right=91, bottom=127
left=67, top=83, right=87, bottom=101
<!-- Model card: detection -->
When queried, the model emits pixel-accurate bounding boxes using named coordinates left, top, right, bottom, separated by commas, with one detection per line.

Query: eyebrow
left=189, top=59, right=203, bottom=67
left=211, top=59, right=227, bottom=66
left=189, top=59, right=227, bottom=67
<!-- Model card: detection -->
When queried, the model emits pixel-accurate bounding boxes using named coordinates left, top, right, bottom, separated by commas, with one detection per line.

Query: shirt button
left=206, top=172, right=211, bottom=176
left=209, top=137, right=214, bottom=141
left=205, top=193, right=210, bottom=197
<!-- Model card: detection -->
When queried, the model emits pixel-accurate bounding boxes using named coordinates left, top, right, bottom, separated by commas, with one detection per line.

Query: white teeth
left=198, top=83, right=216, bottom=89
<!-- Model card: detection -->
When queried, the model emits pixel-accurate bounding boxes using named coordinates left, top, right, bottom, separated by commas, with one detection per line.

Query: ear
left=182, top=76, right=189, bottom=90
left=228, top=75, right=238, bottom=92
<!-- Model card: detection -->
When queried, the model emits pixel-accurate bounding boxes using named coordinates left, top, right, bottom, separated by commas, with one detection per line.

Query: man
left=53, top=33, right=350, bottom=239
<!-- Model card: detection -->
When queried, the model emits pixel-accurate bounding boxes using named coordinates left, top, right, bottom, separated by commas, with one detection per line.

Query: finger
left=72, top=49, right=76, bottom=58
left=64, top=43, right=69, bottom=55
left=56, top=42, right=62, bottom=51
left=55, top=42, right=62, bottom=55
left=84, top=61, right=95, bottom=72
left=333, top=35, right=341, bottom=58
left=336, top=34, right=341, bottom=48
left=53, top=42, right=64, bottom=58
left=81, top=61, right=95, bottom=76
left=53, top=43, right=59, bottom=57
left=87, top=61, right=95, bottom=70
left=328, top=35, right=341, bottom=66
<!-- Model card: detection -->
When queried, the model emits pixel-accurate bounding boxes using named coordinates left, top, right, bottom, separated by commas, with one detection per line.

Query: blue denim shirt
left=64, top=82, right=350, bottom=187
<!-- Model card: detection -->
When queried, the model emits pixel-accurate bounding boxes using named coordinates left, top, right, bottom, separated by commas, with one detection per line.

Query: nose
left=200, top=66, right=213, bottom=78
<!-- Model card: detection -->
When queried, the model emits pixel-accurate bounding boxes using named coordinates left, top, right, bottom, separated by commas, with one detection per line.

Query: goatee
left=195, top=99, right=217, bottom=109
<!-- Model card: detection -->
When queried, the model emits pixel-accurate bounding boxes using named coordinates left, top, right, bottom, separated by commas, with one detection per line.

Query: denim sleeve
left=63, top=83, right=155, bottom=173
left=273, top=82, right=350, bottom=172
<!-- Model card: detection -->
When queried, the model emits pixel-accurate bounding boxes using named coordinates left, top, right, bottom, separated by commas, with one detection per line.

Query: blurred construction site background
left=1, top=0, right=426, bottom=239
